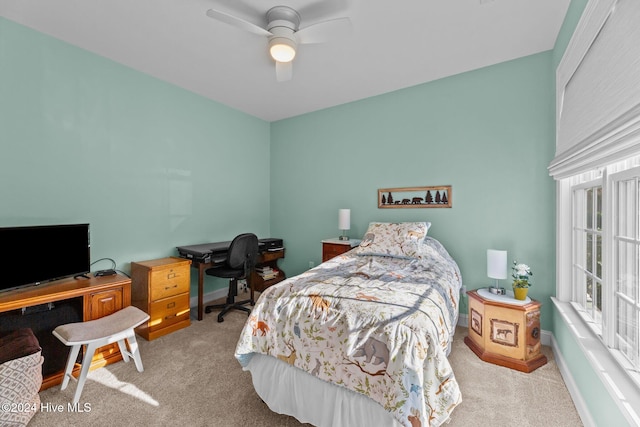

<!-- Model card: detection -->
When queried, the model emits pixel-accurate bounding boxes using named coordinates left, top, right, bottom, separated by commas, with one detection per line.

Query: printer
left=259, top=238, right=284, bottom=252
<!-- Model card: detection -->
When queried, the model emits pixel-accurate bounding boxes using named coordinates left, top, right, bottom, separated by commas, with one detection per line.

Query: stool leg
left=72, top=342, right=99, bottom=405
left=60, top=345, right=81, bottom=390
left=117, top=339, right=130, bottom=363
left=126, top=333, right=144, bottom=372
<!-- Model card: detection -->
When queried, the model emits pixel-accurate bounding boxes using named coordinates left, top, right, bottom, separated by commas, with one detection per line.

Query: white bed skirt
left=245, top=353, right=403, bottom=427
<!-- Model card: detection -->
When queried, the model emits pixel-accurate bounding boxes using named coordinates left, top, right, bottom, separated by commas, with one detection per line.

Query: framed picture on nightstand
left=470, top=308, right=483, bottom=336
left=490, top=319, right=519, bottom=347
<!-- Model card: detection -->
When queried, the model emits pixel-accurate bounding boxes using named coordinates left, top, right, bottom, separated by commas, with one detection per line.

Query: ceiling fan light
left=269, top=37, right=296, bottom=63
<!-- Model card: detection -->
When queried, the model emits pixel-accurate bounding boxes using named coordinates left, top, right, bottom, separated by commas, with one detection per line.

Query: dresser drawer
left=150, top=266, right=190, bottom=301
left=148, top=294, right=190, bottom=333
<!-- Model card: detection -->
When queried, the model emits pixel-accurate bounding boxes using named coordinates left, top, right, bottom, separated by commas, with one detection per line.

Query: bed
left=235, top=222, right=462, bottom=427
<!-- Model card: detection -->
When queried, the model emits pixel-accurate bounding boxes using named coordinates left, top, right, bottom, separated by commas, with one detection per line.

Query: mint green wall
left=553, top=0, right=589, bottom=68
left=0, top=18, right=270, bottom=296
left=270, top=52, right=556, bottom=329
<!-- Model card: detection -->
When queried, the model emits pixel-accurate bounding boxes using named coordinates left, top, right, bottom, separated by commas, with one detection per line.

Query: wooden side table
left=321, top=238, right=360, bottom=262
left=464, top=289, right=547, bottom=373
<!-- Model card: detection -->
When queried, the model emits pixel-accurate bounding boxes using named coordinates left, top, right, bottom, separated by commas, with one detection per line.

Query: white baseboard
left=540, top=329, right=552, bottom=347
left=458, top=313, right=468, bottom=328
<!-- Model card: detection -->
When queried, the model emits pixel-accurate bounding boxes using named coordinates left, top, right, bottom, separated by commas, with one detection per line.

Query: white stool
left=52, top=306, right=150, bottom=404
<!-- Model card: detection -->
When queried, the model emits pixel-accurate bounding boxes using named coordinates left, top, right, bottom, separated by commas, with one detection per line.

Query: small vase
left=513, top=287, right=528, bottom=301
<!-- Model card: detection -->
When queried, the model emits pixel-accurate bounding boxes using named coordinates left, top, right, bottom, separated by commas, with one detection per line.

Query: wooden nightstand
left=322, top=238, right=360, bottom=262
left=464, top=289, right=547, bottom=373
left=131, top=257, right=192, bottom=341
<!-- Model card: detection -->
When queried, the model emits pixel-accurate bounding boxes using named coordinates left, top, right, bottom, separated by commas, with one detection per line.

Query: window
left=572, top=180, right=603, bottom=333
left=568, top=161, right=640, bottom=385
left=612, top=168, right=640, bottom=374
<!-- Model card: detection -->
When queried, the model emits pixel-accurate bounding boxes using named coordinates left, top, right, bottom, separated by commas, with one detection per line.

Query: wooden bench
left=53, top=306, right=150, bottom=404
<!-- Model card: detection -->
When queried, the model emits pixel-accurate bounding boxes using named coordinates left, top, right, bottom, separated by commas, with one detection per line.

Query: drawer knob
left=164, top=284, right=178, bottom=290
left=167, top=302, right=176, bottom=309
left=531, top=327, right=540, bottom=339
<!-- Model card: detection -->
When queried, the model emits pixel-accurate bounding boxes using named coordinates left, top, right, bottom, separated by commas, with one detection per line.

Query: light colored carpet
left=29, top=303, right=582, bottom=427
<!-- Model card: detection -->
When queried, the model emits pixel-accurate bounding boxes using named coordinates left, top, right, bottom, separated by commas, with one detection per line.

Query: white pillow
left=353, top=222, right=431, bottom=259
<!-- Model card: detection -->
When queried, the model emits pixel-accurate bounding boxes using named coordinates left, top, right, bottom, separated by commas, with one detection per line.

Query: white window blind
left=550, top=0, right=640, bottom=179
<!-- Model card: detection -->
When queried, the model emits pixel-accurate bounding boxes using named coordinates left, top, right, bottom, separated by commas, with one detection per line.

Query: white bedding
left=246, top=353, right=403, bottom=426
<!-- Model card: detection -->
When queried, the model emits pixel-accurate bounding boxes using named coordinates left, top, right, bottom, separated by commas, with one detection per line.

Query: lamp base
left=339, top=235, right=349, bottom=241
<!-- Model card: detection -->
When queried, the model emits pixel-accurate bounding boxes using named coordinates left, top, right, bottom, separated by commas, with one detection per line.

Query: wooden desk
left=0, top=274, right=131, bottom=390
left=190, top=249, right=286, bottom=321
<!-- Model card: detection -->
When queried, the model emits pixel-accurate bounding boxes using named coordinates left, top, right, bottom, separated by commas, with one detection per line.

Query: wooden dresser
left=464, top=289, right=547, bottom=373
left=131, top=257, right=191, bottom=340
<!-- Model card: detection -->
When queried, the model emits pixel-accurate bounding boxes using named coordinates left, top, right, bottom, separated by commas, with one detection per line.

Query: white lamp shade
left=487, top=249, right=507, bottom=280
left=338, top=209, right=351, bottom=230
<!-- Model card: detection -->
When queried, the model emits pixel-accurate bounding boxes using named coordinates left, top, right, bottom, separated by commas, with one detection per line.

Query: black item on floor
left=0, top=298, right=83, bottom=376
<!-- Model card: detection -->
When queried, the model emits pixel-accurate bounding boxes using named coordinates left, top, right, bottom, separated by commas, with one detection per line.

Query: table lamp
left=487, top=249, right=507, bottom=295
left=338, top=209, right=350, bottom=241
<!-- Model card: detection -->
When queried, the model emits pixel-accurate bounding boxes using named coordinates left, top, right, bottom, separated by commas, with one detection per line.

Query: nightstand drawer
left=322, top=242, right=351, bottom=261
left=148, top=294, right=190, bottom=332
left=150, top=267, right=190, bottom=300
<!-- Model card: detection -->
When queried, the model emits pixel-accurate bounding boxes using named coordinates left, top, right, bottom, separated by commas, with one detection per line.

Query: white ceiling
left=0, top=0, right=570, bottom=122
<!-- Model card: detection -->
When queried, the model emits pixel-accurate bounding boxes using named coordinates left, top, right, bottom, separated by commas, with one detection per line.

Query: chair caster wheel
left=217, top=316, right=224, bottom=323
left=205, top=307, right=212, bottom=314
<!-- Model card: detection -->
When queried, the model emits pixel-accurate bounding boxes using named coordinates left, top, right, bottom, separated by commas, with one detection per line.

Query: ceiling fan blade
left=206, top=9, right=271, bottom=37
left=298, top=0, right=350, bottom=22
left=275, top=61, right=293, bottom=82
left=296, top=17, right=352, bottom=44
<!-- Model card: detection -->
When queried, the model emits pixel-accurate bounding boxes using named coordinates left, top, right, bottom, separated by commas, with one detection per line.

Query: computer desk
left=177, top=241, right=285, bottom=321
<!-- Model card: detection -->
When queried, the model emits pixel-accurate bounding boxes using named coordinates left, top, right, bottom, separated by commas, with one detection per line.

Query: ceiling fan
left=206, top=5, right=352, bottom=82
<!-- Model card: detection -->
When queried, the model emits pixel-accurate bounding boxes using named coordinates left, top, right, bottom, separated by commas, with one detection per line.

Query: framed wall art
left=378, top=186, right=452, bottom=208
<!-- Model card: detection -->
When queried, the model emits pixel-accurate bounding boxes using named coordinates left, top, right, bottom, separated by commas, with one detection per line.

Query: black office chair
left=204, top=233, right=259, bottom=323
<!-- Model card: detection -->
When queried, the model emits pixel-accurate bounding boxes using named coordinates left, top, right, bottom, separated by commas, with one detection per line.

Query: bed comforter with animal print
left=235, top=237, right=463, bottom=427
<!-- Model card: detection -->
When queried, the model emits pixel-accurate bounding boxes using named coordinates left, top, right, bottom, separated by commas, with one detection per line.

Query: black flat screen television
left=1, top=223, right=91, bottom=293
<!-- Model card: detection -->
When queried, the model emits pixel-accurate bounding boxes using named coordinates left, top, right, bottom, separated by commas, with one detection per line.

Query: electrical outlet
left=309, top=261, right=315, bottom=268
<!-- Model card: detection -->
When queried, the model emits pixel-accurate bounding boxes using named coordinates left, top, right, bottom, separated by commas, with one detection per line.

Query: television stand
left=0, top=273, right=132, bottom=390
